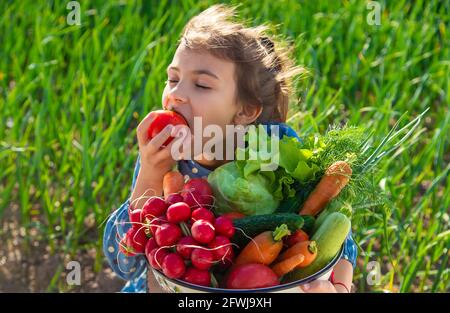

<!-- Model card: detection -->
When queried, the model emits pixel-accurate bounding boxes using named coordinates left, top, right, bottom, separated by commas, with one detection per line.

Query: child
left=103, top=4, right=357, bottom=293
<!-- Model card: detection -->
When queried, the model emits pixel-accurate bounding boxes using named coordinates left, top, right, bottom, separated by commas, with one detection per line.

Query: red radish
left=155, top=223, right=182, bottom=247
left=182, top=178, right=213, bottom=208
left=284, top=229, right=309, bottom=248
left=226, top=264, right=279, bottom=289
left=182, top=191, right=203, bottom=209
left=162, top=253, right=186, bottom=279
left=214, top=216, right=235, bottom=238
left=129, top=209, right=143, bottom=229
left=216, top=248, right=234, bottom=270
left=191, top=220, right=215, bottom=244
left=176, top=236, right=198, bottom=259
left=144, top=237, right=158, bottom=257
left=166, top=202, right=191, bottom=223
left=148, top=248, right=170, bottom=270
left=220, top=212, right=246, bottom=220
left=147, top=110, right=188, bottom=146
left=166, top=193, right=184, bottom=205
left=119, top=237, right=136, bottom=257
left=182, top=267, right=211, bottom=287
left=119, top=227, right=148, bottom=255
left=208, top=236, right=233, bottom=261
left=142, top=197, right=168, bottom=220
left=147, top=216, right=166, bottom=236
left=190, top=207, right=215, bottom=224
left=191, top=248, right=214, bottom=270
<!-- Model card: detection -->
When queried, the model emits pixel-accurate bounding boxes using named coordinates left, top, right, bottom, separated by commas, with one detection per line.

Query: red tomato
left=226, top=264, right=279, bottom=289
left=147, top=110, right=188, bottom=146
left=284, top=229, right=309, bottom=247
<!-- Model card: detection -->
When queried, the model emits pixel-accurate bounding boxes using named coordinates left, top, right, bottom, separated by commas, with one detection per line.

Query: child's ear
left=233, top=103, right=262, bottom=125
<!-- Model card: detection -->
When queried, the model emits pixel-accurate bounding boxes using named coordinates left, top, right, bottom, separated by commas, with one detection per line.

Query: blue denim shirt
left=103, top=123, right=358, bottom=292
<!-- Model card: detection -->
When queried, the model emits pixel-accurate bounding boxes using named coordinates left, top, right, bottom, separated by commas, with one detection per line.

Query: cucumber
left=300, top=215, right=315, bottom=235
left=283, top=212, right=351, bottom=282
left=232, top=213, right=304, bottom=248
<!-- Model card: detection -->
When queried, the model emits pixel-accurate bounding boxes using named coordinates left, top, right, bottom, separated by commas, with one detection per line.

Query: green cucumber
left=283, top=212, right=351, bottom=282
left=232, top=213, right=304, bottom=248
left=300, top=215, right=315, bottom=234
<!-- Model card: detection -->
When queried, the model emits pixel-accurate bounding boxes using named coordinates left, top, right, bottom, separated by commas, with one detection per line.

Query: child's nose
left=167, top=88, right=188, bottom=109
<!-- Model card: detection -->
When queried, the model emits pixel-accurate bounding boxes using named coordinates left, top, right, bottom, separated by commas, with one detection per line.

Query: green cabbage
left=208, top=126, right=321, bottom=216
left=208, top=162, right=280, bottom=216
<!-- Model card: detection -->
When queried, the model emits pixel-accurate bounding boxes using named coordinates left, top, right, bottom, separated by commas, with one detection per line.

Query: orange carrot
left=299, top=161, right=352, bottom=216
left=163, top=171, right=185, bottom=199
left=234, top=224, right=291, bottom=266
left=271, top=254, right=305, bottom=277
left=277, top=240, right=318, bottom=268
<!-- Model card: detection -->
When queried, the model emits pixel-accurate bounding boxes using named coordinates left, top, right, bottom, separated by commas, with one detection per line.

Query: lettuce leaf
left=208, top=126, right=320, bottom=216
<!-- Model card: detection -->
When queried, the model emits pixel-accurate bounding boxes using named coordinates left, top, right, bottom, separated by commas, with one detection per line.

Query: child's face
left=162, top=44, right=240, bottom=134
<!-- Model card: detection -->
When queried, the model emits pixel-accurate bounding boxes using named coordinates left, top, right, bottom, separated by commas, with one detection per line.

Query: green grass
left=0, top=0, right=448, bottom=292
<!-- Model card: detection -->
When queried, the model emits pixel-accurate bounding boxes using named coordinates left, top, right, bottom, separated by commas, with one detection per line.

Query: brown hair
left=179, top=4, right=306, bottom=123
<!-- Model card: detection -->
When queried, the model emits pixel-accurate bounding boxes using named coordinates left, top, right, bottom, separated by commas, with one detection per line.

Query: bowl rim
left=151, top=245, right=344, bottom=293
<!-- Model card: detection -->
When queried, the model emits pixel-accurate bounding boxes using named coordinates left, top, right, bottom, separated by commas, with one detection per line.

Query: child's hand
left=130, top=112, right=181, bottom=209
left=299, top=280, right=350, bottom=293
left=136, top=112, right=178, bottom=176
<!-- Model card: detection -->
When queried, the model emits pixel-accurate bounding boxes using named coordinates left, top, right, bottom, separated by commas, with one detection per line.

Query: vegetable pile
left=119, top=112, right=426, bottom=290
left=119, top=171, right=351, bottom=289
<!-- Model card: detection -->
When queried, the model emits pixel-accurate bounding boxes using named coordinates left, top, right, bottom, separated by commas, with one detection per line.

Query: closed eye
left=167, top=79, right=210, bottom=90
left=196, top=84, right=210, bottom=89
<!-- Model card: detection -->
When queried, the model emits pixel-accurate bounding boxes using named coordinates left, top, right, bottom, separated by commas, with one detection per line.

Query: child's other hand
left=299, top=280, right=348, bottom=293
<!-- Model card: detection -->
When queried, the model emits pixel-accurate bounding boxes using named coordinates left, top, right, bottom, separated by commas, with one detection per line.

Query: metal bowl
left=151, top=245, right=343, bottom=293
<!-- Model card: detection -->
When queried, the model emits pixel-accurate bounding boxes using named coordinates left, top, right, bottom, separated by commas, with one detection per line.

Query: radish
left=182, top=267, right=211, bottom=287
left=166, top=193, right=184, bottom=206
left=166, top=202, right=191, bottom=223
left=129, top=208, right=143, bottom=229
left=147, top=216, right=166, bottom=236
left=191, top=207, right=215, bottom=224
left=176, top=236, right=198, bottom=259
left=208, top=236, right=233, bottom=261
left=214, top=216, right=235, bottom=238
left=148, top=248, right=170, bottom=270
left=191, top=220, right=215, bottom=244
left=120, top=227, right=148, bottom=255
left=142, top=197, right=168, bottom=220
left=182, top=178, right=213, bottom=208
left=144, top=237, right=158, bottom=257
left=162, top=253, right=186, bottom=279
left=191, top=248, right=214, bottom=270
left=155, top=223, right=182, bottom=247
left=119, top=237, right=136, bottom=257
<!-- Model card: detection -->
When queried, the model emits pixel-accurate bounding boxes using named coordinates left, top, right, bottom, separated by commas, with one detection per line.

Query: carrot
left=299, top=161, right=352, bottom=216
left=163, top=171, right=185, bottom=200
left=277, top=240, right=318, bottom=268
left=271, top=254, right=305, bottom=277
left=234, top=224, right=291, bottom=266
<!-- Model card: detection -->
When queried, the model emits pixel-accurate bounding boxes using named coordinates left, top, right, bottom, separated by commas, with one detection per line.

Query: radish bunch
left=119, top=178, right=236, bottom=287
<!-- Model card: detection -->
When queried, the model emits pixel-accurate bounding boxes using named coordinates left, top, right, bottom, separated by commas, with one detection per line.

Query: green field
left=0, top=0, right=448, bottom=292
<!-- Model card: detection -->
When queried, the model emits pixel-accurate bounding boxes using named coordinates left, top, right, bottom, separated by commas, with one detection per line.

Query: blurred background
left=0, top=0, right=448, bottom=292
